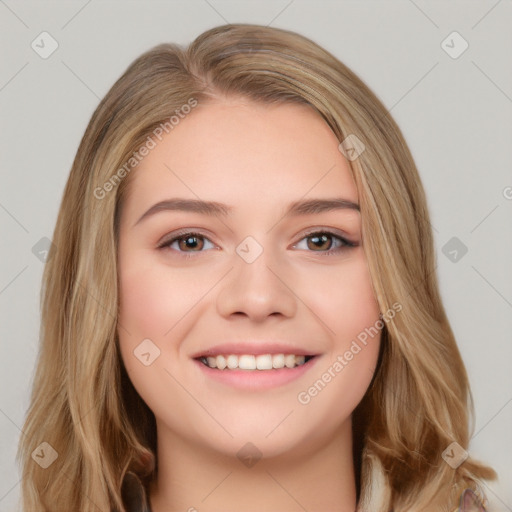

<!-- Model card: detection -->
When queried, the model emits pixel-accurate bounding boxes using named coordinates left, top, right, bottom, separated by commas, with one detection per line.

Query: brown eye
left=177, top=235, right=204, bottom=251
left=306, top=233, right=333, bottom=251
left=293, top=231, right=357, bottom=255
left=158, top=232, right=215, bottom=254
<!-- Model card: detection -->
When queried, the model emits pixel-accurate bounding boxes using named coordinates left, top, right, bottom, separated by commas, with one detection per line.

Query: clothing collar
left=121, top=471, right=151, bottom=512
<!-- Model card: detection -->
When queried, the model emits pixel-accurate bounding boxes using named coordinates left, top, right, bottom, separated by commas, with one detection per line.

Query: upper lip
left=191, top=342, right=319, bottom=358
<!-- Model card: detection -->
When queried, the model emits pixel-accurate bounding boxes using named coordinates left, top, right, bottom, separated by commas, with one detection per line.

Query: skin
left=117, top=97, right=382, bottom=512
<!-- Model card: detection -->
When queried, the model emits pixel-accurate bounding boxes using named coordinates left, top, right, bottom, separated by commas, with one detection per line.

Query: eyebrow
left=133, top=197, right=360, bottom=227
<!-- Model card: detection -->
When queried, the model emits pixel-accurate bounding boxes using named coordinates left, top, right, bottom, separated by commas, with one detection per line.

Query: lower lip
left=193, top=357, right=319, bottom=390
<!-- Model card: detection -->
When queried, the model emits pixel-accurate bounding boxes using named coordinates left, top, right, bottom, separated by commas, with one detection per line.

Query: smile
left=198, top=354, right=315, bottom=370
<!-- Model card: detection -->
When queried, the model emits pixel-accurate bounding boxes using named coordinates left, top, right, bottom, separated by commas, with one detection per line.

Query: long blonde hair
left=17, top=23, right=496, bottom=512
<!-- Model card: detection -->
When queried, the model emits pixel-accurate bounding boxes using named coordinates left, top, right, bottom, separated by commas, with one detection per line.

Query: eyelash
left=157, top=229, right=358, bottom=258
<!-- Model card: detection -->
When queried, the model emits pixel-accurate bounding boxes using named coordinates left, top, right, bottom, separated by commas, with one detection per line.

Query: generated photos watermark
left=297, top=302, right=402, bottom=405
left=94, top=97, right=198, bottom=200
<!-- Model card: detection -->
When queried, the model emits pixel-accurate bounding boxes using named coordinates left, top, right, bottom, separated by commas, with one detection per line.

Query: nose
left=215, top=245, right=297, bottom=323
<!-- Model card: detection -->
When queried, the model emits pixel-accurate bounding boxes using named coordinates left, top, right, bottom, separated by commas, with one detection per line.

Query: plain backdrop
left=1, top=1, right=511, bottom=511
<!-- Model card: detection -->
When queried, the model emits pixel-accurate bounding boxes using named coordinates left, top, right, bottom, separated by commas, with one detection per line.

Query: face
left=117, top=97, right=381, bottom=461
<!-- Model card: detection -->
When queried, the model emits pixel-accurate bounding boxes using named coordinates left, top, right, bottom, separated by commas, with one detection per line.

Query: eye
left=157, top=231, right=215, bottom=255
left=293, top=230, right=357, bottom=255
left=157, top=229, right=357, bottom=258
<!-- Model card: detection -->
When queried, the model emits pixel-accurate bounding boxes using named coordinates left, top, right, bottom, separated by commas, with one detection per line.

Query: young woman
left=17, top=23, right=496, bottom=512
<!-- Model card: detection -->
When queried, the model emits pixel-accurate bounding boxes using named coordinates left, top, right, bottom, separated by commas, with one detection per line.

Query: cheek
left=293, top=253, right=381, bottom=419
left=118, top=272, right=169, bottom=343
left=116, top=252, right=179, bottom=383
left=116, top=254, right=199, bottom=425
left=118, top=254, right=210, bottom=343
left=116, top=252, right=220, bottom=396
left=301, top=252, right=380, bottom=347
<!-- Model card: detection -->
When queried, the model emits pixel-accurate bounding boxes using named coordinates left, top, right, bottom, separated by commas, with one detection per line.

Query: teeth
left=284, top=354, right=296, bottom=368
left=256, top=354, right=273, bottom=370
left=200, top=354, right=310, bottom=370
left=216, top=355, right=227, bottom=370
left=272, top=354, right=285, bottom=369
left=239, top=355, right=256, bottom=370
left=226, top=355, right=238, bottom=369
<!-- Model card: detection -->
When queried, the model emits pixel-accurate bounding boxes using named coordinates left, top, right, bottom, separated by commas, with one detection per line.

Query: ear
left=460, top=489, right=486, bottom=512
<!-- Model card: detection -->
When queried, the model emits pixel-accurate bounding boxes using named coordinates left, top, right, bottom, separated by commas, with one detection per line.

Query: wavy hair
left=17, top=23, right=496, bottom=512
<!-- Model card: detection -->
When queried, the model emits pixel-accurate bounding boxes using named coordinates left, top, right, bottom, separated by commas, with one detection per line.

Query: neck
left=149, top=419, right=357, bottom=512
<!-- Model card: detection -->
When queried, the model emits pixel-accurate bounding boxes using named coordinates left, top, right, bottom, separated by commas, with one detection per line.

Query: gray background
left=1, top=1, right=511, bottom=510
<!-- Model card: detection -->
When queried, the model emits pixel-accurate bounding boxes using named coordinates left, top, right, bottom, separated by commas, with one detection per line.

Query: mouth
left=191, top=343, right=321, bottom=389
left=196, top=353, right=317, bottom=371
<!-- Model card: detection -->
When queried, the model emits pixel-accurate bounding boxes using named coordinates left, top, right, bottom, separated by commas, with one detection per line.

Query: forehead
left=121, top=98, right=359, bottom=219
